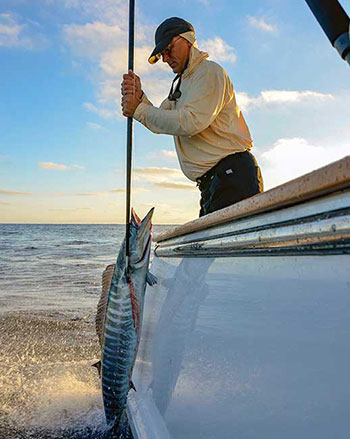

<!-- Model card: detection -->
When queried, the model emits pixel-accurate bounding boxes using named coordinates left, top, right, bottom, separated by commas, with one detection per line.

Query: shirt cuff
left=133, top=102, right=149, bottom=125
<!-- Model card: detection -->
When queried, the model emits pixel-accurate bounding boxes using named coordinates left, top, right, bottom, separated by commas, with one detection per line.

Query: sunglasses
left=161, top=36, right=182, bottom=58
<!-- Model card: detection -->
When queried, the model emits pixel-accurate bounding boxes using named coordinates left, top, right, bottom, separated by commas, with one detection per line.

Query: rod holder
left=305, top=0, right=350, bottom=66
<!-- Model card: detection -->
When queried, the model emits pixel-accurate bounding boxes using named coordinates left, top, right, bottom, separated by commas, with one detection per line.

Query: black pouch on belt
left=197, top=151, right=263, bottom=217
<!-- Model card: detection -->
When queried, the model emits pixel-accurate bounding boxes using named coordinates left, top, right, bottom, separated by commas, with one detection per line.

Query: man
left=122, top=17, right=263, bottom=217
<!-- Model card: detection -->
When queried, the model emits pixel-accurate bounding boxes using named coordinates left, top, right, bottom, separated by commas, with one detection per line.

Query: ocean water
left=0, top=223, right=172, bottom=439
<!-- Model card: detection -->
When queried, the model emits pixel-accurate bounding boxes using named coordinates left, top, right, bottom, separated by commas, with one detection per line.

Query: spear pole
left=125, top=0, right=135, bottom=272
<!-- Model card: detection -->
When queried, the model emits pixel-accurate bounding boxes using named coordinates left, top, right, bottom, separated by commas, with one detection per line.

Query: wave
left=64, top=241, right=91, bottom=246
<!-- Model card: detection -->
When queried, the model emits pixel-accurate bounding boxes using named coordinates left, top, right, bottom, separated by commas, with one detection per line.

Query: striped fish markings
left=101, top=208, right=157, bottom=432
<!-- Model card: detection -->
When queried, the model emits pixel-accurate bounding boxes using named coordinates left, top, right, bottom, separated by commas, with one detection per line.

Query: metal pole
left=125, top=0, right=135, bottom=272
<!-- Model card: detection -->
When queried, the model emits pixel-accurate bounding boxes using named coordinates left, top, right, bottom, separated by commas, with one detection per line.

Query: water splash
left=0, top=312, right=112, bottom=438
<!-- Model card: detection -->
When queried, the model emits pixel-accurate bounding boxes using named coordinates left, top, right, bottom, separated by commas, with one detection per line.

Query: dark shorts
left=196, top=151, right=264, bottom=217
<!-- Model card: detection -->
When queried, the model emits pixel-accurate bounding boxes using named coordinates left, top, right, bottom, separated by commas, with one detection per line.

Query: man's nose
left=161, top=52, right=170, bottom=63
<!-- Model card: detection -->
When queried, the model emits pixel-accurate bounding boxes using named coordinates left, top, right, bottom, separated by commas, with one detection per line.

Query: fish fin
left=130, top=380, right=137, bottom=392
left=91, top=360, right=102, bottom=378
left=146, top=271, right=158, bottom=286
left=95, top=263, right=115, bottom=347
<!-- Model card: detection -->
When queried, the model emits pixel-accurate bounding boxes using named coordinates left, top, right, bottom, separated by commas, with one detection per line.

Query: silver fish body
left=101, top=208, right=155, bottom=431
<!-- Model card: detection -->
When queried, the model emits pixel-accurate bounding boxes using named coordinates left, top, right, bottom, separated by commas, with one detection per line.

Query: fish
left=98, top=208, right=157, bottom=433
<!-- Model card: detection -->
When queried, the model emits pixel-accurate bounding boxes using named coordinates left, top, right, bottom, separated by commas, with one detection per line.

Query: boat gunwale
left=154, top=156, right=350, bottom=243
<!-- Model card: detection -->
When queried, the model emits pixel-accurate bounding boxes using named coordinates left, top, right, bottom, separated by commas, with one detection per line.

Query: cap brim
left=148, top=53, right=161, bottom=64
left=148, top=38, right=172, bottom=64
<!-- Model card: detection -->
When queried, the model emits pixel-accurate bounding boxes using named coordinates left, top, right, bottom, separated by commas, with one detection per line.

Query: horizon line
left=0, top=222, right=178, bottom=226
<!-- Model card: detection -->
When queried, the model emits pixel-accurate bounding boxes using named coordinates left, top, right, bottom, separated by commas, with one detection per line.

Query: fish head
left=129, top=207, right=154, bottom=269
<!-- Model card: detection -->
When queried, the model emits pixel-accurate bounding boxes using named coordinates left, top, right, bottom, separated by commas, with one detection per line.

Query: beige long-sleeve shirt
left=133, top=46, right=252, bottom=181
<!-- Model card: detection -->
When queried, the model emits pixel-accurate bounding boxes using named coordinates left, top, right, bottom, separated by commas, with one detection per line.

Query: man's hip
left=196, top=151, right=263, bottom=217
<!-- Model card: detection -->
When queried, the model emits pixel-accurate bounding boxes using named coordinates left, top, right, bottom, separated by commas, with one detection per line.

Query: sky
left=0, top=0, right=349, bottom=224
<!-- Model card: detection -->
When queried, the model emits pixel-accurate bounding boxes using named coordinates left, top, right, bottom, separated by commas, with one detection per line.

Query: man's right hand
left=121, top=70, right=143, bottom=100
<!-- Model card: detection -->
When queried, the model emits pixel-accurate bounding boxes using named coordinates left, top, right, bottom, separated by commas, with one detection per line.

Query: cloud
left=200, top=37, right=237, bottom=64
left=83, top=101, right=116, bottom=119
left=0, top=189, right=32, bottom=195
left=132, top=166, right=198, bottom=192
left=0, top=13, right=26, bottom=47
left=51, top=190, right=109, bottom=197
left=49, top=207, right=92, bottom=211
left=63, top=21, right=124, bottom=58
left=248, top=16, right=278, bottom=33
left=76, top=191, right=108, bottom=197
left=109, top=188, right=125, bottom=194
left=135, top=167, right=182, bottom=176
left=260, top=90, right=333, bottom=103
left=75, top=187, right=146, bottom=197
left=236, top=90, right=334, bottom=112
left=154, top=181, right=197, bottom=191
left=100, top=45, right=165, bottom=77
left=38, top=162, right=86, bottom=171
left=257, top=137, right=350, bottom=190
left=86, top=122, right=104, bottom=130
left=115, top=187, right=149, bottom=194
left=51, top=192, right=70, bottom=197
left=134, top=167, right=183, bottom=183
left=63, top=0, right=129, bottom=25
left=0, top=13, right=47, bottom=49
left=146, top=149, right=178, bottom=163
left=161, top=149, right=177, bottom=159
left=138, top=77, right=172, bottom=107
left=0, top=155, right=11, bottom=163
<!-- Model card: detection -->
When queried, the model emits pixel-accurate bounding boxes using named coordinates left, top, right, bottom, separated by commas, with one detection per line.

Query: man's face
left=161, top=36, right=191, bottom=74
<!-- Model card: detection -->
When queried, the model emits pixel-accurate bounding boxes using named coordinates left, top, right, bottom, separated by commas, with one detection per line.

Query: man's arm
left=134, top=65, right=227, bottom=137
left=139, top=93, right=172, bottom=111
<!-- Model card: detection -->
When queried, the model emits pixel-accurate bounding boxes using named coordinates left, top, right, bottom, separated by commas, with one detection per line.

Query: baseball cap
left=148, top=17, right=194, bottom=64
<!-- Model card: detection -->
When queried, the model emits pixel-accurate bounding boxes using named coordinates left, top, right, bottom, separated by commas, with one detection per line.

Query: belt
left=196, top=168, right=216, bottom=189
left=196, top=151, right=248, bottom=189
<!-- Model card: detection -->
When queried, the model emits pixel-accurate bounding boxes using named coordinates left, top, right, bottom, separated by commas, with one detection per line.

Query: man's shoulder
left=195, top=58, right=227, bottom=78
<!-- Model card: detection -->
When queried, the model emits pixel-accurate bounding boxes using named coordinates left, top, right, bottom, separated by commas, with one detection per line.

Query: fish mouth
left=131, top=207, right=154, bottom=230
left=134, top=207, right=154, bottom=240
left=140, top=207, right=154, bottom=229
left=131, top=207, right=154, bottom=265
